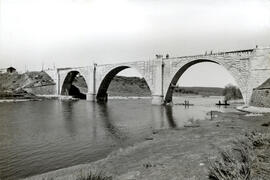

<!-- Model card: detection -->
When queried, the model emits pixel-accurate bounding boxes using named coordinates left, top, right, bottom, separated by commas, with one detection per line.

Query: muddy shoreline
left=22, top=110, right=270, bottom=180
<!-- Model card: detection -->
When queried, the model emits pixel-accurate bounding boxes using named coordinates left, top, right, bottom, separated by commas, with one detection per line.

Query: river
left=0, top=96, right=241, bottom=179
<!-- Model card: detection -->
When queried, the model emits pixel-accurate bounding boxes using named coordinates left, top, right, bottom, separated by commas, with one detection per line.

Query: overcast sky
left=0, top=0, right=270, bottom=87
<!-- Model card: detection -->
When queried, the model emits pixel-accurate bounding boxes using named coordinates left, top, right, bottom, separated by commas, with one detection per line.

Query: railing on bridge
left=164, top=49, right=254, bottom=60
left=55, top=48, right=255, bottom=69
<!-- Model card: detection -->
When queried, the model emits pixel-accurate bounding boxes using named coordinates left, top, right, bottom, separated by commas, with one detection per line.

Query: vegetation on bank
left=208, top=131, right=270, bottom=180
left=77, top=172, right=112, bottom=180
left=174, top=86, right=224, bottom=96
left=222, top=84, right=242, bottom=101
left=78, top=131, right=270, bottom=180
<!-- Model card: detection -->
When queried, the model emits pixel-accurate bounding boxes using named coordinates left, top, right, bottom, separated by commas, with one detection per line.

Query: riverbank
left=0, top=95, right=151, bottom=103
left=237, top=105, right=270, bottom=113
left=0, top=99, right=41, bottom=103
left=23, top=110, right=270, bottom=180
left=0, top=94, right=59, bottom=103
left=0, top=94, right=218, bottom=102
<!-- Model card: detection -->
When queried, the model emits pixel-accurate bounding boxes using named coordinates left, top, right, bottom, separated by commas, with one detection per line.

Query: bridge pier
left=151, top=95, right=164, bottom=105
left=86, top=93, right=96, bottom=102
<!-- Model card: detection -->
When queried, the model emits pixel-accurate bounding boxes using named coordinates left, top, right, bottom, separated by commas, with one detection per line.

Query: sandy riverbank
left=22, top=109, right=270, bottom=180
left=237, top=105, right=270, bottom=113
left=0, top=99, right=42, bottom=103
left=0, top=95, right=59, bottom=103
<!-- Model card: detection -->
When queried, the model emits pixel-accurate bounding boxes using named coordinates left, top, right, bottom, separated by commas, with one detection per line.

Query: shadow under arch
left=164, top=59, right=243, bottom=103
left=96, top=66, right=151, bottom=102
left=61, top=71, right=88, bottom=99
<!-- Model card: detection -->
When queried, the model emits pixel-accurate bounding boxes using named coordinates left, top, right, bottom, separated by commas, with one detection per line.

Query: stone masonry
left=45, top=46, right=270, bottom=106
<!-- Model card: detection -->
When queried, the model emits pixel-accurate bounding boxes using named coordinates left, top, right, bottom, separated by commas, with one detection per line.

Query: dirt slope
left=0, top=71, right=55, bottom=98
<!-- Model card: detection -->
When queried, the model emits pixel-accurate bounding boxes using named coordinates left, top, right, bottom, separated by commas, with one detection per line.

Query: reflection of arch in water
left=60, top=101, right=77, bottom=136
left=96, top=66, right=152, bottom=102
left=151, top=106, right=164, bottom=129
left=97, top=103, right=128, bottom=141
left=164, top=59, right=243, bottom=103
left=60, top=71, right=88, bottom=99
left=164, top=106, right=177, bottom=128
left=90, top=103, right=97, bottom=141
left=151, top=105, right=177, bottom=129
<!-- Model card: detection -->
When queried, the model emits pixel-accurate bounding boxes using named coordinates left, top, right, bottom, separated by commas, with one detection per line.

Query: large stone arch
left=95, top=63, right=154, bottom=101
left=163, top=57, right=250, bottom=104
left=59, top=68, right=91, bottom=97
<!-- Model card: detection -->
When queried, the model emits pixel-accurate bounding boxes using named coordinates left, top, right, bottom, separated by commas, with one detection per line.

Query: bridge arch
left=96, top=65, right=152, bottom=102
left=60, top=70, right=89, bottom=99
left=164, top=58, right=245, bottom=103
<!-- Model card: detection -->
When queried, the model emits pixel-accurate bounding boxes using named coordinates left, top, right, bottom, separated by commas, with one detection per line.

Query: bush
left=223, top=84, right=242, bottom=100
left=208, top=140, right=253, bottom=180
left=208, top=131, right=270, bottom=180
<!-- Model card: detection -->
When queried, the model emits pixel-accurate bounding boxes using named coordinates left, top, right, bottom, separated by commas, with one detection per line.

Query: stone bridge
left=45, top=46, right=270, bottom=105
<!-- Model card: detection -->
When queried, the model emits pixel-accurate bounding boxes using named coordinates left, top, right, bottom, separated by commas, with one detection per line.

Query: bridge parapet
left=165, top=49, right=254, bottom=61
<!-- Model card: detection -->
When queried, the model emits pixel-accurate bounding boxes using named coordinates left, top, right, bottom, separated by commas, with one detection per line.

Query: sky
left=0, top=0, right=270, bottom=87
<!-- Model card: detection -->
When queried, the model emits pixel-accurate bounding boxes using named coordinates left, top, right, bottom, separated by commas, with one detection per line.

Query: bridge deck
left=56, top=49, right=255, bottom=69
left=166, top=49, right=254, bottom=60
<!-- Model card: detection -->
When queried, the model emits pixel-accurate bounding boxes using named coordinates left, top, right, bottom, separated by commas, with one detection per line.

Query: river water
left=0, top=96, right=240, bottom=179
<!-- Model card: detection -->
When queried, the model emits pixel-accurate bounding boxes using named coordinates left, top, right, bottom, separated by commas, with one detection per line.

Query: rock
left=184, top=124, right=200, bottom=128
left=145, top=137, right=154, bottom=140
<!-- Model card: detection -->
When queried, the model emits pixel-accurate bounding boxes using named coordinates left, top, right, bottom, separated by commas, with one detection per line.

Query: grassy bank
left=209, top=131, right=270, bottom=180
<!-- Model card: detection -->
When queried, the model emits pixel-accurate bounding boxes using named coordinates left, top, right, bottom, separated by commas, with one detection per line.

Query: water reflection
left=151, top=105, right=164, bottom=129
left=91, top=103, right=97, bottom=142
left=61, top=101, right=77, bottom=136
left=97, top=103, right=128, bottom=142
left=0, top=97, right=237, bottom=179
left=164, top=105, right=177, bottom=128
left=150, top=105, right=179, bottom=129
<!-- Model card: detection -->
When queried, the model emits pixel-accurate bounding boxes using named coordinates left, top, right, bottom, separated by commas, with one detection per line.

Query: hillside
left=173, top=86, right=224, bottom=97
left=72, top=75, right=151, bottom=96
left=107, top=76, right=151, bottom=96
left=73, top=75, right=224, bottom=97
left=0, top=71, right=54, bottom=91
left=0, top=71, right=225, bottom=98
left=107, top=76, right=224, bottom=96
left=0, top=71, right=55, bottom=99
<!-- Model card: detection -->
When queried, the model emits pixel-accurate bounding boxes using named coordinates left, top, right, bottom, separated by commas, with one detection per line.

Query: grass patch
left=208, top=131, right=270, bottom=180
left=76, top=171, right=112, bottom=180
left=208, top=140, right=253, bottom=180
